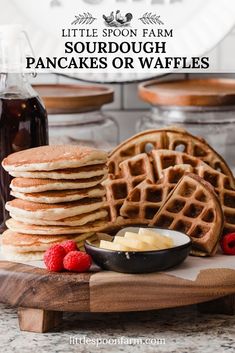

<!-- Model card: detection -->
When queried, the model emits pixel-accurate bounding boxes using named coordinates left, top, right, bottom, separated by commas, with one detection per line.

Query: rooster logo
left=103, top=10, right=133, bottom=27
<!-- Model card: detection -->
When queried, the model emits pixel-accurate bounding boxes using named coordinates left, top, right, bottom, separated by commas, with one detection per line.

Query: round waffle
left=108, top=127, right=233, bottom=180
left=105, top=148, right=232, bottom=225
left=121, top=162, right=235, bottom=237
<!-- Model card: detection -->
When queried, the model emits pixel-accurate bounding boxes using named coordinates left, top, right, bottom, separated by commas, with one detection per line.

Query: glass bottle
left=0, top=25, right=48, bottom=232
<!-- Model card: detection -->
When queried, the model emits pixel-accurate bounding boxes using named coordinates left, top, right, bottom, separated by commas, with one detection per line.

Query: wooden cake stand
left=0, top=261, right=235, bottom=333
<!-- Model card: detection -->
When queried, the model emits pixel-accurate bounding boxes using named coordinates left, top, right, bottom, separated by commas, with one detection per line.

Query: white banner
left=1, top=0, right=235, bottom=75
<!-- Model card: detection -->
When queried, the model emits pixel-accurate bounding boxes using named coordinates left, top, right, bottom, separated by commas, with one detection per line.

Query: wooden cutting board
left=0, top=261, right=235, bottom=332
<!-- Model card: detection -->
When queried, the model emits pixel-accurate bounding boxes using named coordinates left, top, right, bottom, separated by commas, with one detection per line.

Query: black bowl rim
left=84, top=228, right=192, bottom=255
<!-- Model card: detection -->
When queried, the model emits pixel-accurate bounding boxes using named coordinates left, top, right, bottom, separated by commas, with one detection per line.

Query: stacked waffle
left=1, top=145, right=108, bottom=261
left=105, top=127, right=235, bottom=256
left=104, top=149, right=218, bottom=227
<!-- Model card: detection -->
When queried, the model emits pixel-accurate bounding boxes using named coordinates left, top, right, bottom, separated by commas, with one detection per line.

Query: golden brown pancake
left=10, top=185, right=105, bottom=203
left=9, top=209, right=108, bottom=226
left=9, top=164, right=108, bottom=179
left=6, top=218, right=107, bottom=235
left=6, top=198, right=105, bottom=220
left=1, top=230, right=98, bottom=261
left=10, top=175, right=106, bottom=192
left=2, top=145, right=107, bottom=172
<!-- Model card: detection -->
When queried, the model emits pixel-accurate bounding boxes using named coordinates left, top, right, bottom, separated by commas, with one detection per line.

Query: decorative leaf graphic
left=71, top=12, right=97, bottom=25
left=139, top=13, right=164, bottom=25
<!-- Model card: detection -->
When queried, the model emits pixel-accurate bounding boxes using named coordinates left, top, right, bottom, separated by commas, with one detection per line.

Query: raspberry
left=44, top=244, right=66, bottom=272
left=220, top=233, right=235, bottom=255
left=63, top=251, right=92, bottom=272
left=61, top=240, right=78, bottom=254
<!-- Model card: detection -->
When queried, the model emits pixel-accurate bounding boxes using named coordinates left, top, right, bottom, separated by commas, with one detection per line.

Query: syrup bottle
left=0, top=25, right=48, bottom=232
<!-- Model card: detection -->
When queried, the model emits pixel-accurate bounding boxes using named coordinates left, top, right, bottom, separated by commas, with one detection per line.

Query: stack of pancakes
left=1, top=145, right=108, bottom=261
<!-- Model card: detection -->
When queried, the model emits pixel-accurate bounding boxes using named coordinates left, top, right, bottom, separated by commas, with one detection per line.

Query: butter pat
left=125, top=232, right=166, bottom=250
left=114, top=235, right=156, bottom=251
left=99, top=228, right=174, bottom=252
left=99, top=240, right=131, bottom=251
left=138, top=228, right=174, bottom=248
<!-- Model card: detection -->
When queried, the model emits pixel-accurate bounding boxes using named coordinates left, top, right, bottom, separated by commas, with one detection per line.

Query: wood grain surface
left=0, top=261, right=235, bottom=313
left=139, top=78, right=235, bottom=107
left=0, top=261, right=91, bottom=312
left=33, top=84, right=114, bottom=114
left=18, top=308, right=63, bottom=333
left=90, top=268, right=235, bottom=312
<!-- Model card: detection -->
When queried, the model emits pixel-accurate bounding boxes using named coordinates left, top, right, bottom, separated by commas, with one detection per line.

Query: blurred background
left=30, top=73, right=235, bottom=142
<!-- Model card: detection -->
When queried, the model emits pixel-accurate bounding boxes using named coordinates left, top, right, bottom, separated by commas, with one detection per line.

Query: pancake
left=9, top=209, right=108, bottom=226
left=6, top=198, right=105, bottom=220
left=9, top=164, right=108, bottom=180
left=10, top=185, right=105, bottom=204
left=1, top=231, right=98, bottom=261
left=6, top=218, right=107, bottom=235
left=10, top=175, right=106, bottom=193
left=2, top=145, right=107, bottom=172
left=0, top=250, right=44, bottom=262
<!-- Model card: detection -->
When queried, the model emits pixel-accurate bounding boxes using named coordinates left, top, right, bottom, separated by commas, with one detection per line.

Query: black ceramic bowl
left=85, top=227, right=191, bottom=274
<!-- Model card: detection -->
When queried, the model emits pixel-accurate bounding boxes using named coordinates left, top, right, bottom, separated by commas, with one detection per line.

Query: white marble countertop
left=1, top=303, right=234, bottom=353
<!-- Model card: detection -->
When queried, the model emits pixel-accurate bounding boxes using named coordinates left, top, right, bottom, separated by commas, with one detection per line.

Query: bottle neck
left=0, top=73, right=37, bottom=99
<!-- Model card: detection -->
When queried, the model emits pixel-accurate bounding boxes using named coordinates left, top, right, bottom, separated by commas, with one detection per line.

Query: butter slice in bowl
left=85, top=227, right=191, bottom=274
left=100, top=228, right=174, bottom=252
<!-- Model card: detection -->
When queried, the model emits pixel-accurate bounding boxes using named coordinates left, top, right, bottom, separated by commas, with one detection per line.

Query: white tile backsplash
left=29, top=73, right=58, bottom=85
left=103, top=84, right=122, bottom=110
left=218, top=33, right=235, bottom=71
left=123, top=83, right=150, bottom=110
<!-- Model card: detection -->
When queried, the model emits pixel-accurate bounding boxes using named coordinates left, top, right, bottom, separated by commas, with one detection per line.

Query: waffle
left=120, top=165, right=192, bottom=222
left=104, top=148, right=229, bottom=225
left=150, top=149, right=210, bottom=180
left=103, top=153, right=154, bottom=224
left=161, top=164, right=235, bottom=235
left=149, top=173, right=224, bottom=256
left=195, top=165, right=235, bottom=235
left=121, top=162, right=235, bottom=235
left=108, top=127, right=233, bottom=181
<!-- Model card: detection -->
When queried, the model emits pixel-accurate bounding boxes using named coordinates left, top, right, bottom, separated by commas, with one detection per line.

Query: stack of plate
left=1, top=145, right=108, bottom=261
